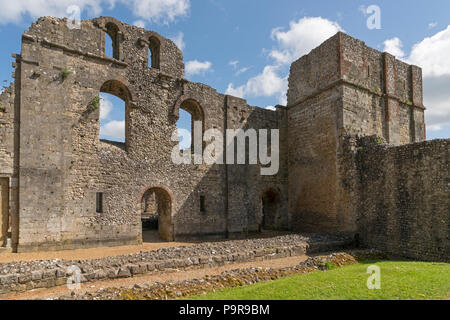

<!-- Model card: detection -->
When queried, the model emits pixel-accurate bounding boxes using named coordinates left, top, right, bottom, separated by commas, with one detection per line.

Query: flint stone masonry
left=349, top=137, right=449, bottom=262
left=0, top=233, right=354, bottom=295
left=0, top=17, right=448, bottom=263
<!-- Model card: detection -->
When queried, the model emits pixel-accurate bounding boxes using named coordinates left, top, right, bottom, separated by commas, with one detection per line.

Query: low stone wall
left=0, top=233, right=354, bottom=295
left=57, top=250, right=384, bottom=300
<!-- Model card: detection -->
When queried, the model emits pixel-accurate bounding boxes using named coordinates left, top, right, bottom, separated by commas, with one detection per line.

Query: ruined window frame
left=96, top=192, right=103, bottom=213
left=105, top=22, right=120, bottom=60
left=148, top=36, right=161, bottom=69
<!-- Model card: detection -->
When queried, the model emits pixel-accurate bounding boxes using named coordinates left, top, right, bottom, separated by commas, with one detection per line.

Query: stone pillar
left=410, top=65, right=426, bottom=142
left=383, top=53, right=400, bottom=145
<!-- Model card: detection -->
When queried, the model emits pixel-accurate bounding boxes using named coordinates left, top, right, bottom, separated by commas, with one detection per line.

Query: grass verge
left=187, top=260, right=450, bottom=300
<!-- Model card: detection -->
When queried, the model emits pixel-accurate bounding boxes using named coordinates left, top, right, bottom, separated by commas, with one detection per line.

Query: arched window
left=148, top=36, right=160, bottom=69
left=105, top=23, right=120, bottom=59
left=99, top=80, right=131, bottom=147
left=176, top=99, right=204, bottom=154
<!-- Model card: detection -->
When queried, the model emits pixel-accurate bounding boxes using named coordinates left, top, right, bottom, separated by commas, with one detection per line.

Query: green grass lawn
left=187, top=260, right=450, bottom=300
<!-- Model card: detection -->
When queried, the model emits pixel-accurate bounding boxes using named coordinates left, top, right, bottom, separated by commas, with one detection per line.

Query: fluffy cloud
left=404, top=26, right=450, bottom=130
left=99, top=94, right=113, bottom=120
left=0, top=0, right=189, bottom=25
left=170, top=32, right=185, bottom=50
left=185, top=60, right=212, bottom=76
left=422, top=75, right=450, bottom=130
left=235, top=67, right=249, bottom=76
left=408, top=26, right=450, bottom=78
left=0, top=0, right=114, bottom=24
left=100, top=120, right=125, bottom=140
left=229, top=61, right=239, bottom=69
left=123, top=0, right=189, bottom=24
left=269, top=17, right=343, bottom=65
left=383, top=37, right=405, bottom=59
left=226, top=17, right=341, bottom=105
left=226, top=66, right=287, bottom=101
left=228, top=61, right=249, bottom=76
left=133, top=20, right=146, bottom=28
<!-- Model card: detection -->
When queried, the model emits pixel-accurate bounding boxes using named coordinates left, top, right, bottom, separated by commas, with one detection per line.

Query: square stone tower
left=287, top=32, right=426, bottom=233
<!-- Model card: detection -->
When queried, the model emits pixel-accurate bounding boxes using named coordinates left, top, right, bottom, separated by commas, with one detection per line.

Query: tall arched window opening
left=99, top=80, right=131, bottom=147
left=148, top=36, right=160, bottom=69
left=176, top=99, right=204, bottom=154
left=105, top=23, right=120, bottom=59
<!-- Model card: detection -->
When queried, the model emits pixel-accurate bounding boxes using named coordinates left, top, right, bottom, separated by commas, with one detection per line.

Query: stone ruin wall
left=0, top=17, right=288, bottom=252
left=0, top=17, right=447, bottom=261
left=348, top=137, right=449, bottom=262
left=286, top=32, right=428, bottom=234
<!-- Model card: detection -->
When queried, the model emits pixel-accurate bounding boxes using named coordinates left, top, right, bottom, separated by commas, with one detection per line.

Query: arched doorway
left=141, top=187, right=173, bottom=242
left=261, top=189, right=281, bottom=231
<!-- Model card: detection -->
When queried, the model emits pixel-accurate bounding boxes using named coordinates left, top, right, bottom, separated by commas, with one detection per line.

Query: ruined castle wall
left=11, top=17, right=287, bottom=251
left=287, top=88, right=342, bottom=232
left=287, top=32, right=430, bottom=235
left=0, top=84, right=15, bottom=176
left=355, top=138, right=449, bottom=262
left=339, top=33, right=425, bottom=144
left=225, top=96, right=288, bottom=234
left=0, top=83, right=19, bottom=247
left=287, top=34, right=344, bottom=232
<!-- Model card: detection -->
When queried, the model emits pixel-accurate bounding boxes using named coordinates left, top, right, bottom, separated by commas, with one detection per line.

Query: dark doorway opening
left=261, top=189, right=281, bottom=231
left=141, top=187, right=173, bottom=242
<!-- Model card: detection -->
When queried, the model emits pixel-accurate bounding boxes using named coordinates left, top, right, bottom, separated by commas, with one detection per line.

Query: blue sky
left=0, top=0, right=449, bottom=141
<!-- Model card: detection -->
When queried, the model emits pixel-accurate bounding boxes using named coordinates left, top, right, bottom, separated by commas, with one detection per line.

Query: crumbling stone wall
left=0, top=17, right=447, bottom=258
left=0, top=83, right=19, bottom=248
left=5, top=17, right=288, bottom=252
left=287, top=32, right=427, bottom=234
left=353, top=137, right=449, bottom=262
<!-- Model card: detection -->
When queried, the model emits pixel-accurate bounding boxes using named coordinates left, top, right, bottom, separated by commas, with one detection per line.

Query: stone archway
left=141, top=187, right=173, bottom=242
left=261, top=189, right=281, bottom=231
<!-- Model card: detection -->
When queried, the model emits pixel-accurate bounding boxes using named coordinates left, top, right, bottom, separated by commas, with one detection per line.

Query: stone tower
left=286, top=32, right=426, bottom=233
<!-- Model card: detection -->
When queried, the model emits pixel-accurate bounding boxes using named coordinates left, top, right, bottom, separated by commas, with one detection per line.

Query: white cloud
left=100, top=120, right=125, bottom=140
left=229, top=61, right=239, bottom=69
left=265, top=106, right=276, bottom=111
left=99, top=94, right=113, bottom=120
left=428, top=22, right=438, bottom=29
left=383, top=37, right=405, bottom=59
left=0, top=0, right=189, bottom=25
left=133, top=20, right=146, bottom=28
left=269, top=17, right=343, bottom=65
left=225, top=83, right=245, bottom=98
left=226, top=17, right=340, bottom=106
left=235, top=67, right=249, bottom=76
left=422, top=75, right=450, bottom=129
left=226, top=65, right=287, bottom=104
left=408, top=26, right=450, bottom=78
left=123, top=0, right=189, bottom=24
left=170, top=32, right=185, bottom=50
left=185, top=60, right=212, bottom=76
left=0, top=0, right=114, bottom=24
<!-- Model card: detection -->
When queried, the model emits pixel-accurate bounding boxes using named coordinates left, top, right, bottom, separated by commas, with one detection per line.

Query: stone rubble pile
left=0, top=233, right=355, bottom=295
left=56, top=250, right=383, bottom=300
